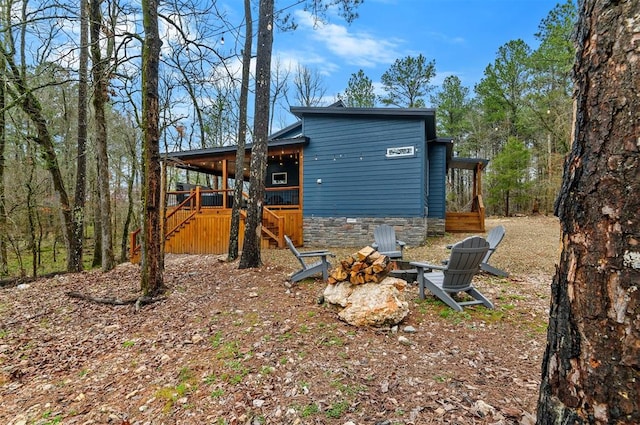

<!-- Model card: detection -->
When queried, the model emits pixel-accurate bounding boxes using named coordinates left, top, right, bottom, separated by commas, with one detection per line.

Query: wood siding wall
left=445, top=211, right=485, bottom=233
left=302, top=116, right=426, bottom=217
left=164, top=209, right=303, bottom=255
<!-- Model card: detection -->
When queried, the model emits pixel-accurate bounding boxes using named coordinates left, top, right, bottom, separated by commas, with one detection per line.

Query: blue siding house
left=283, top=105, right=450, bottom=246
left=160, top=103, right=486, bottom=253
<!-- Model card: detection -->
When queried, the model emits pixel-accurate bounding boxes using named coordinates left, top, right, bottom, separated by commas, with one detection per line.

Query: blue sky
left=269, top=0, right=562, bottom=103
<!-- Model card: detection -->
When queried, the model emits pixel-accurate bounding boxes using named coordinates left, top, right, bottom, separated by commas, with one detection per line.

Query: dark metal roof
left=268, top=121, right=302, bottom=140
left=164, top=137, right=309, bottom=160
left=290, top=106, right=436, bottom=119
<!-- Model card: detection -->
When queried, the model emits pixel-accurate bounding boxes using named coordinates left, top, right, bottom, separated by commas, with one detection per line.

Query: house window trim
left=272, top=172, right=287, bottom=185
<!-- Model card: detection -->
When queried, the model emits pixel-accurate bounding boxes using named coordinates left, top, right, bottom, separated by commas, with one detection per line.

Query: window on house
left=272, top=172, right=287, bottom=185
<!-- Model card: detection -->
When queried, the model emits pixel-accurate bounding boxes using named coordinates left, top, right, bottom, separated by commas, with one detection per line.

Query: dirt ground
left=0, top=216, right=560, bottom=425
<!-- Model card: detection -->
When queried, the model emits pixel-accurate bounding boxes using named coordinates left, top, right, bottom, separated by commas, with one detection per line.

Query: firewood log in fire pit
left=327, top=246, right=392, bottom=285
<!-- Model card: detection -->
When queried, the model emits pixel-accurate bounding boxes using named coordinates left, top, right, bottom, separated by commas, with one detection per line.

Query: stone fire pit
left=323, top=248, right=410, bottom=327
left=388, top=260, right=418, bottom=283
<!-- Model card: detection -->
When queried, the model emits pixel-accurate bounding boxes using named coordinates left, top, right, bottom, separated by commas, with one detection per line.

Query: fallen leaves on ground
left=0, top=216, right=558, bottom=425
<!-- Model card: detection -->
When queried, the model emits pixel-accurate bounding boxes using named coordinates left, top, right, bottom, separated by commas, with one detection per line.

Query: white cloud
left=293, top=10, right=401, bottom=68
left=425, top=31, right=466, bottom=46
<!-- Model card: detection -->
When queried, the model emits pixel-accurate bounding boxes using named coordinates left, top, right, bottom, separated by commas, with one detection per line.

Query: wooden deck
left=445, top=195, right=485, bottom=233
left=130, top=187, right=303, bottom=262
left=130, top=188, right=485, bottom=262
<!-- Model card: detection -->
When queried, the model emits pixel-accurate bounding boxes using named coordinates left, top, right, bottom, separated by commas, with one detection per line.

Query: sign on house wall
left=386, top=146, right=415, bottom=158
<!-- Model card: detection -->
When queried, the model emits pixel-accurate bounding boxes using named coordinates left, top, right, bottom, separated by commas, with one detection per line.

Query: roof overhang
left=163, top=137, right=309, bottom=175
left=435, top=138, right=488, bottom=170
left=449, top=157, right=489, bottom=170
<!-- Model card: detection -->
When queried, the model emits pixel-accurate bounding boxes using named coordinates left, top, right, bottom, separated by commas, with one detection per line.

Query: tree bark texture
left=537, top=0, right=640, bottom=423
left=69, top=0, right=89, bottom=273
left=120, top=135, right=137, bottom=263
left=239, top=0, right=273, bottom=269
left=0, top=61, right=8, bottom=275
left=228, top=0, right=252, bottom=261
left=140, top=0, right=164, bottom=296
left=91, top=0, right=114, bottom=271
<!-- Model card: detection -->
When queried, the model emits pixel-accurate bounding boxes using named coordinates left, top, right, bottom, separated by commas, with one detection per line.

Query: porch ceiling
left=163, top=137, right=309, bottom=178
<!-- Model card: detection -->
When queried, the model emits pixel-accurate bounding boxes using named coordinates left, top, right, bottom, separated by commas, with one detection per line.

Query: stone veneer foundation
left=302, top=217, right=446, bottom=248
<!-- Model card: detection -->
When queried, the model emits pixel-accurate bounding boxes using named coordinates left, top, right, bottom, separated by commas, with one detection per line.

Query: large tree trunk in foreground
left=537, top=0, right=640, bottom=423
left=0, top=61, right=7, bottom=275
left=140, top=0, right=164, bottom=296
left=239, top=0, right=273, bottom=269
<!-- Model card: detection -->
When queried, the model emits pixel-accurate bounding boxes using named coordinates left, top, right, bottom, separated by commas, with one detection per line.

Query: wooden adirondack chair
left=285, top=235, right=334, bottom=283
left=372, top=224, right=406, bottom=260
left=480, top=225, right=508, bottom=277
left=410, top=236, right=493, bottom=311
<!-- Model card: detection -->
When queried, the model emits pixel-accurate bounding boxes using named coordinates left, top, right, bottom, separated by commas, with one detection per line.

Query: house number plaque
left=385, top=146, right=415, bottom=158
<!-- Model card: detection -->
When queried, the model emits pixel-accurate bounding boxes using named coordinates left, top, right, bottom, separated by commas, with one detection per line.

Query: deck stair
left=129, top=187, right=285, bottom=263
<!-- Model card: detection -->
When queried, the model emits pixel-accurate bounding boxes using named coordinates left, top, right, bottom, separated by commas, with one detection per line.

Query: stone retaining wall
left=302, top=216, right=444, bottom=248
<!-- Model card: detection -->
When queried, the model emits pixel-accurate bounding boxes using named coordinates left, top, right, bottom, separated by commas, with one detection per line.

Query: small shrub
left=300, top=403, right=319, bottom=417
left=325, top=400, right=349, bottom=418
left=210, top=388, right=225, bottom=398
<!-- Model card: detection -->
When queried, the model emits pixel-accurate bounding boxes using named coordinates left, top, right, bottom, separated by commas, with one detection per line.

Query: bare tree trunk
left=92, top=176, right=102, bottom=268
left=537, top=0, right=640, bottom=422
left=120, top=134, right=137, bottom=263
left=91, top=0, right=114, bottom=271
left=25, top=143, right=37, bottom=277
left=140, top=0, right=164, bottom=296
left=0, top=57, right=7, bottom=275
left=239, top=0, right=273, bottom=269
left=228, top=0, right=252, bottom=261
left=1, top=40, right=74, bottom=271
left=504, top=189, right=510, bottom=217
left=69, top=0, right=89, bottom=272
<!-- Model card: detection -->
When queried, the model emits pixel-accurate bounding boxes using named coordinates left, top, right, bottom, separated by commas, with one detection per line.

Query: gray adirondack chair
left=443, top=225, right=508, bottom=277
left=285, top=235, right=334, bottom=283
left=372, top=224, right=406, bottom=259
left=480, top=225, right=508, bottom=277
left=410, top=236, right=493, bottom=311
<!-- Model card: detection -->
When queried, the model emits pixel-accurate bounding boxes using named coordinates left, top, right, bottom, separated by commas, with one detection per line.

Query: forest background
left=0, top=0, right=576, bottom=279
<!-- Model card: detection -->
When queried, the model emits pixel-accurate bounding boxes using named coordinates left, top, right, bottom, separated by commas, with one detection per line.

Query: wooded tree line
left=1, top=0, right=638, bottom=419
left=340, top=1, right=576, bottom=218
left=0, top=0, right=574, bottom=279
left=0, top=0, right=364, bottom=281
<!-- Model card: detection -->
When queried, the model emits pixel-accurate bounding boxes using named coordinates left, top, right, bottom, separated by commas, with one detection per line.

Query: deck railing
left=265, top=187, right=300, bottom=209
left=445, top=194, right=486, bottom=233
left=130, top=186, right=297, bottom=261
